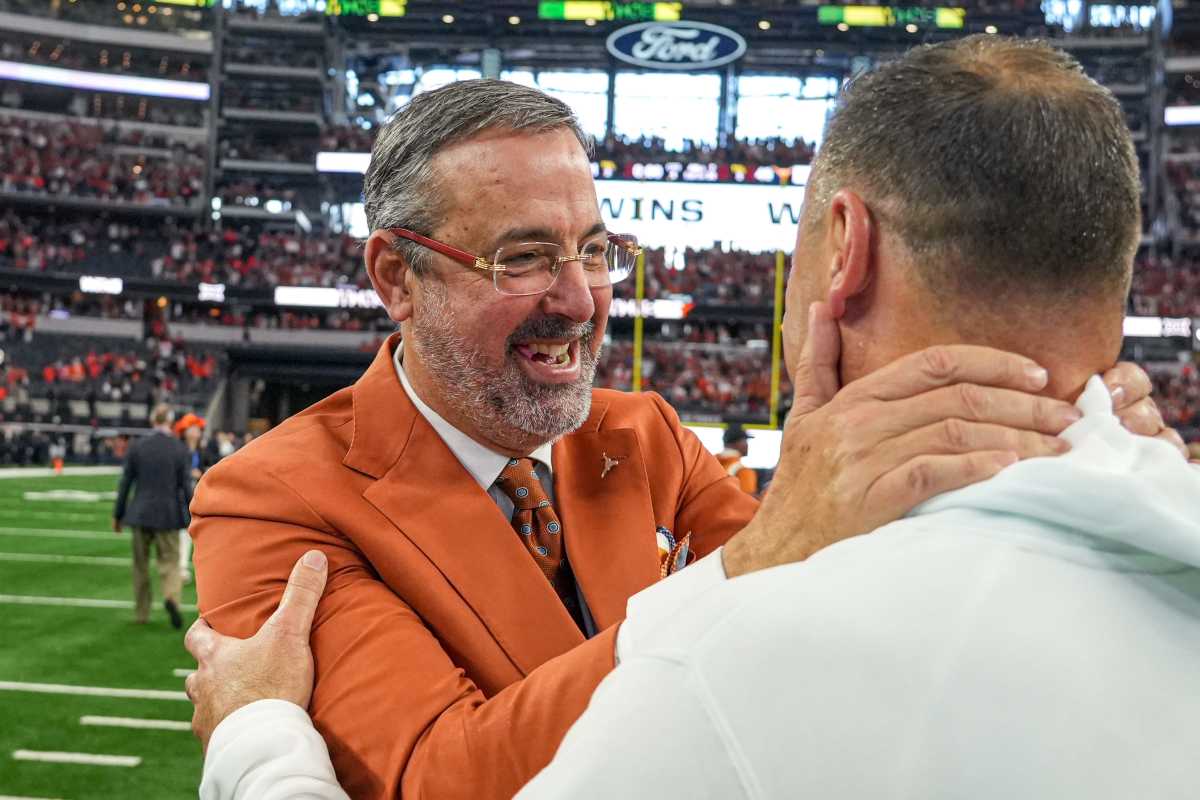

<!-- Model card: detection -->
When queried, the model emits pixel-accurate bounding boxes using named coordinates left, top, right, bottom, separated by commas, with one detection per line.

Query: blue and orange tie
left=496, top=457, right=585, bottom=631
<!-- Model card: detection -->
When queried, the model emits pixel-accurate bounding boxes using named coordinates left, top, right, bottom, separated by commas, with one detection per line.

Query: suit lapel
left=349, top=335, right=584, bottom=676
left=554, top=408, right=661, bottom=631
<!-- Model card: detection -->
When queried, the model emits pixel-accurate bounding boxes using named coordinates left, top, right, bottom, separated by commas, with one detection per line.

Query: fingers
left=1114, top=397, right=1164, bottom=438
left=265, top=550, right=328, bottom=639
left=849, top=345, right=1049, bottom=403
left=789, top=302, right=842, bottom=416
left=869, top=450, right=1019, bottom=514
left=874, top=419, right=1067, bottom=475
left=184, top=617, right=215, bottom=661
left=1102, top=361, right=1153, bottom=411
left=884, top=384, right=1083, bottom=437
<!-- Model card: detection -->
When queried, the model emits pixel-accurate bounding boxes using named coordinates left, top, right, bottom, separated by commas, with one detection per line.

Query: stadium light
left=1165, top=106, right=1200, bottom=127
left=0, top=60, right=210, bottom=101
left=316, top=151, right=372, bottom=173
left=79, top=276, right=123, bottom=295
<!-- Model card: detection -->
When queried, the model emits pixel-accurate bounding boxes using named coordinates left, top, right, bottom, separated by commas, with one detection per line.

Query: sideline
left=0, top=467, right=122, bottom=480
left=0, top=680, right=189, bottom=702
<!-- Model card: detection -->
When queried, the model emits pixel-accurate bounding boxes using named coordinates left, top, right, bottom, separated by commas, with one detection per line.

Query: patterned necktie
left=495, top=457, right=585, bottom=631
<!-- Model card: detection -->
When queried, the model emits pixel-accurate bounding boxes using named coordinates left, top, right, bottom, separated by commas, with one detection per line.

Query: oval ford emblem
left=606, top=21, right=747, bottom=71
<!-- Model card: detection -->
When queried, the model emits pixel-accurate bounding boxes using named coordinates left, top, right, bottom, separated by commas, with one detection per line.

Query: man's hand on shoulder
left=725, top=302, right=1083, bottom=578
left=185, top=550, right=328, bottom=751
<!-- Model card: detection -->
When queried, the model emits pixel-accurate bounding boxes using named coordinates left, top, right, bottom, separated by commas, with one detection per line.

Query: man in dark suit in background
left=113, top=403, right=193, bottom=629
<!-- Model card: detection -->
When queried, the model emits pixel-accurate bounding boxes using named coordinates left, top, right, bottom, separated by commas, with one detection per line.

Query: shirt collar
left=393, top=343, right=554, bottom=491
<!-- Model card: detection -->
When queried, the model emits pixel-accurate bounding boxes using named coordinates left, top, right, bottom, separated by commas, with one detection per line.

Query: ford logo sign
left=606, top=21, right=747, bottom=71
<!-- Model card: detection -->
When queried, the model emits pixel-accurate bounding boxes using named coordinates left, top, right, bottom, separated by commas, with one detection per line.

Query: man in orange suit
left=187, top=79, right=1177, bottom=799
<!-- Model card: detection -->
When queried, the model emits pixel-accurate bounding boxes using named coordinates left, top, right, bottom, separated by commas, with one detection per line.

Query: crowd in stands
left=596, top=340, right=790, bottom=420
left=0, top=213, right=166, bottom=275
left=223, top=87, right=320, bottom=114
left=1169, top=75, right=1200, bottom=106
left=153, top=225, right=363, bottom=288
left=618, top=247, right=778, bottom=306
left=1081, top=57, right=1147, bottom=89
left=0, top=35, right=208, bottom=82
left=1168, top=160, right=1200, bottom=239
left=321, top=124, right=376, bottom=153
left=1130, top=258, right=1200, bottom=317
left=225, top=45, right=323, bottom=70
left=1149, top=363, right=1200, bottom=442
left=220, top=132, right=316, bottom=164
left=1, top=332, right=221, bottom=435
left=0, top=86, right=208, bottom=128
left=594, top=135, right=816, bottom=169
left=0, top=115, right=205, bottom=207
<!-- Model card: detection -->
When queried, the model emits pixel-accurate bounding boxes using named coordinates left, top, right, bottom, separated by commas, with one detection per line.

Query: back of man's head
left=150, top=403, right=174, bottom=428
left=808, top=35, right=1140, bottom=319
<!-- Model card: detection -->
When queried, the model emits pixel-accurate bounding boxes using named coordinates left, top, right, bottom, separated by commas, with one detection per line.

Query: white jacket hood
left=915, top=375, right=1200, bottom=569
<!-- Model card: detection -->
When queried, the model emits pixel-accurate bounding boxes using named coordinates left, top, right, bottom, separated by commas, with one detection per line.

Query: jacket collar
left=345, top=334, right=660, bottom=673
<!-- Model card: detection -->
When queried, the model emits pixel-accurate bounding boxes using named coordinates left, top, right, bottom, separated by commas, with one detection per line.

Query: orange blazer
left=192, top=334, right=759, bottom=799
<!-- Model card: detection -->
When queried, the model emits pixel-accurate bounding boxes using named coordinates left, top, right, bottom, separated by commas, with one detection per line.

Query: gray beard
left=408, top=281, right=598, bottom=445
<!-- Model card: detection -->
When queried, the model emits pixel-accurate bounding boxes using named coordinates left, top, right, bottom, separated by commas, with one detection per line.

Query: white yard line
left=172, top=669, right=195, bottom=678
left=0, top=680, right=188, bottom=702
left=0, top=552, right=129, bottom=566
left=12, top=750, right=141, bottom=767
left=0, top=795, right=68, bottom=800
left=80, top=715, right=191, bottom=732
left=0, top=527, right=114, bottom=540
left=0, top=595, right=196, bottom=612
left=0, top=466, right=121, bottom=479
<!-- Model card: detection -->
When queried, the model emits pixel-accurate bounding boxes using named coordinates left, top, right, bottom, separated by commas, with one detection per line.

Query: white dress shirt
left=393, top=344, right=555, bottom=517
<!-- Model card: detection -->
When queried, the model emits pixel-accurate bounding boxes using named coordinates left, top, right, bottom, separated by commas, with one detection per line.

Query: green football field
left=0, top=471, right=201, bottom=799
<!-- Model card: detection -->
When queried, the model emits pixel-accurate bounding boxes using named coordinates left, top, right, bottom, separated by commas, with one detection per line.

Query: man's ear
left=825, top=189, right=874, bottom=319
left=365, top=230, right=417, bottom=323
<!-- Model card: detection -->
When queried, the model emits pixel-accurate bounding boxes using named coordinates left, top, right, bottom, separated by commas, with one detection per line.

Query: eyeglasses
left=385, top=227, right=642, bottom=297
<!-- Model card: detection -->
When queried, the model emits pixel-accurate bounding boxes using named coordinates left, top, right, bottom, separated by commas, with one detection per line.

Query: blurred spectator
left=220, top=131, right=316, bottom=164
left=223, top=86, right=319, bottom=114
left=225, top=45, right=322, bottom=69
left=596, top=340, right=784, bottom=419
left=321, top=124, right=376, bottom=153
left=1130, top=258, right=1200, bottom=316
left=153, top=225, right=364, bottom=288
left=0, top=116, right=204, bottom=207
left=617, top=246, right=777, bottom=306
left=1148, top=363, right=1200, bottom=442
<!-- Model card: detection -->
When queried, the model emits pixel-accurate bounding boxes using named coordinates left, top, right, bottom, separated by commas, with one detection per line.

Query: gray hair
left=363, top=79, right=593, bottom=274
left=150, top=403, right=175, bottom=427
left=808, top=35, right=1140, bottom=311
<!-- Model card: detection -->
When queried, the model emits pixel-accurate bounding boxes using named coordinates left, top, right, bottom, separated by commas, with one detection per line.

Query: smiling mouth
left=515, top=340, right=575, bottom=367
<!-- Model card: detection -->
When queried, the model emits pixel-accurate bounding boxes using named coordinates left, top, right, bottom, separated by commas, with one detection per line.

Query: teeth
left=529, top=342, right=570, bottom=358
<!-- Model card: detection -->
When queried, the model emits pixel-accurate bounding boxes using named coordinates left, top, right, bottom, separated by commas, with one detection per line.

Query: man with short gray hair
left=187, top=71, right=1177, bottom=800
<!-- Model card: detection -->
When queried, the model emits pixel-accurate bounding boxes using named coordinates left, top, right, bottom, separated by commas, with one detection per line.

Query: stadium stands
left=0, top=0, right=1193, bottom=470
left=0, top=113, right=205, bottom=208
left=0, top=32, right=208, bottom=82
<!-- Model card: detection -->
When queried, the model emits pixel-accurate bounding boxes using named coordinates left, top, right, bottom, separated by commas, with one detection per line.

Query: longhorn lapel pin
left=601, top=452, right=621, bottom=479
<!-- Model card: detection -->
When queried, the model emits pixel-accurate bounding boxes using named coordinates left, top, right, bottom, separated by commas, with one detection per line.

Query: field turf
left=0, top=471, right=201, bottom=799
